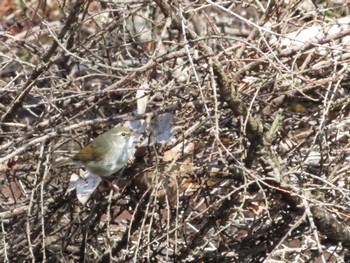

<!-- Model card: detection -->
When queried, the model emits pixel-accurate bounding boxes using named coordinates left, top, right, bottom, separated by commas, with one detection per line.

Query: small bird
left=71, top=126, right=136, bottom=177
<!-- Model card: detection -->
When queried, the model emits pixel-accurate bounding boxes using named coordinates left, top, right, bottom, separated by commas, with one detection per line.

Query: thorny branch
left=1, top=1, right=350, bottom=262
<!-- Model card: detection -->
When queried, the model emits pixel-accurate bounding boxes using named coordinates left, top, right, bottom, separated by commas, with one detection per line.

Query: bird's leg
left=127, top=156, right=135, bottom=165
left=101, top=177, right=120, bottom=192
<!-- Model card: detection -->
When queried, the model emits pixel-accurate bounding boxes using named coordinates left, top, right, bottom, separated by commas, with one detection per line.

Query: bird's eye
left=121, top=132, right=126, bottom=136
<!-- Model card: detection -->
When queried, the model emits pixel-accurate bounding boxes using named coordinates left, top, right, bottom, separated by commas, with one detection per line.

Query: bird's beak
left=132, top=130, right=144, bottom=136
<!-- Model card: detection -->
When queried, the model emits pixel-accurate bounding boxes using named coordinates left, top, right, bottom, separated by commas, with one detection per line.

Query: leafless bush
left=1, top=0, right=350, bottom=262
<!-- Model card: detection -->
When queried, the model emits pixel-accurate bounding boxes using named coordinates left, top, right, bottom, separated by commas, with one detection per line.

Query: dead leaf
left=66, top=170, right=102, bottom=205
left=163, top=141, right=195, bottom=162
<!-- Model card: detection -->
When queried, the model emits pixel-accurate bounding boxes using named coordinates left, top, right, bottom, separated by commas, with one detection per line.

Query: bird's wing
left=73, top=144, right=105, bottom=162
